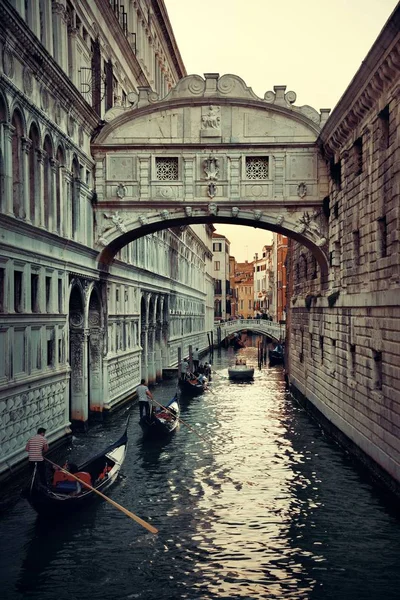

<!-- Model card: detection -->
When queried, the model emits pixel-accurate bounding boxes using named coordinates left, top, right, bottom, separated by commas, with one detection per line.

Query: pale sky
left=164, top=0, right=398, bottom=261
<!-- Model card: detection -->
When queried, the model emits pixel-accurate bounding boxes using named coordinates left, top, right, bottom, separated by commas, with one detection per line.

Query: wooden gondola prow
left=44, top=458, right=158, bottom=534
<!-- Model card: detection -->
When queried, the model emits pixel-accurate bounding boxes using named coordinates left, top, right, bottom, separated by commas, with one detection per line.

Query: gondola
left=269, top=344, right=284, bottom=366
left=140, top=395, right=180, bottom=437
left=179, top=376, right=206, bottom=397
left=228, top=359, right=254, bottom=381
left=23, top=417, right=129, bottom=517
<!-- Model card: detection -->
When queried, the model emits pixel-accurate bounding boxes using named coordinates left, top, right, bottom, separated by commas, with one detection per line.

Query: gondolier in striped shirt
left=25, top=427, right=49, bottom=485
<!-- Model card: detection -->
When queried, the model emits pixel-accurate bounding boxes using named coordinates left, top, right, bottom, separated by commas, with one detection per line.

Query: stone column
left=69, top=328, right=89, bottom=425
left=183, top=155, right=195, bottom=200
left=141, top=324, right=149, bottom=382
left=2, top=123, right=15, bottom=216
left=147, top=323, right=156, bottom=385
left=50, top=158, right=58, bottom=233
left=62, top=168, right=71, bottom=238
left=138, top=155, right=150, bottom=199
left=273, top=154, right=285, bottom=199
left=228, top=155, right=241, bottom=200
left=35, top=149, right=45, bottom=228
left=67, top=27, right=78, bottom=84
left=155, top=319, right=163, bottom=381
left=42, top=0, right=53, bottom=56
left=52, top=1, right=68, bottom=72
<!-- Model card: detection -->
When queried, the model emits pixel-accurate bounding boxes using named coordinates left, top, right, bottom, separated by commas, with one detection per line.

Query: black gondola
left=23, top=418, right=129, bottom=517
left=269, top=344, right=284, bottom=366
left=179, top=376, right=206, bottom=397
left=140, top=395, right=180, bottom=437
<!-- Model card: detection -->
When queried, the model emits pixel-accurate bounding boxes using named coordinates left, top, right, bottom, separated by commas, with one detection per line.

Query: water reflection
left=2, top=343, right=400, bottom=599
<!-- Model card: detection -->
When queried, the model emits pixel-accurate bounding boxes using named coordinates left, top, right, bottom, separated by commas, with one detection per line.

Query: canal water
left=2, top=343, right=400, bottom=600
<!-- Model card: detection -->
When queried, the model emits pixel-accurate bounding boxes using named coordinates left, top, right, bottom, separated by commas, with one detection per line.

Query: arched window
left=71, top=156, right=80, bottom=238
left=43, top=135, right=53, bottom=229
left=11, top=109, right=24, bottom=218
left=28, top=123, right=40, bottom=224
left=56, top=146, right=64, bottom=233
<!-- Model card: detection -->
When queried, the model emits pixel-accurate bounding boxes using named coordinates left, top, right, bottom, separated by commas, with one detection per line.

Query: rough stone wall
left=288, top=7, right=400, bottom=491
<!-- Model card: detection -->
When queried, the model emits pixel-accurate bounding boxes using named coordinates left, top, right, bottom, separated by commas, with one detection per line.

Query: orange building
left=232, top=260, right=254, bottom=319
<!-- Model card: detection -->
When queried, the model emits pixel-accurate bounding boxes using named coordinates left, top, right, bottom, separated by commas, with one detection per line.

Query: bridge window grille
left=156, top=157, right=179, bottom=181
left=245, top=157, right=269, bottom=179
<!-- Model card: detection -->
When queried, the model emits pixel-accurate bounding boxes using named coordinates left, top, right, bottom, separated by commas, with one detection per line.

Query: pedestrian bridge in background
left=214, top=319, right=285, bottom=344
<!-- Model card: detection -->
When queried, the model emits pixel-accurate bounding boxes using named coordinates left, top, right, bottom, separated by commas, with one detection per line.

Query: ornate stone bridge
left=92, top=73, right=331, bottom=281
left=215, top=319, right=284, bottom=344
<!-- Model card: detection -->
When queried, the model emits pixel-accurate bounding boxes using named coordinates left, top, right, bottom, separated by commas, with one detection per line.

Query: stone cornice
left=319, top=4, right=400, bottom=158
left=0, top=2, right=100, bottom=132
left=151, top=0, right=186, bottom=80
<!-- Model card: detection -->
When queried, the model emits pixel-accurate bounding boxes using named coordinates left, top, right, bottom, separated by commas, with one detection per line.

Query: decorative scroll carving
left=203, top=155, right=219, bottom=180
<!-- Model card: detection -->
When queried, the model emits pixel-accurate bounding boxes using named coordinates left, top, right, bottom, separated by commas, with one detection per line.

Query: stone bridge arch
left=92, top=73, right=331, bottom=281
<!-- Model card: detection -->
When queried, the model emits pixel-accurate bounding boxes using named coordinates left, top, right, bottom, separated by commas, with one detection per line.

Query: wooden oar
left=152, top=398, right=210, bottom=443
left=44, top=457, right=158, bottom=534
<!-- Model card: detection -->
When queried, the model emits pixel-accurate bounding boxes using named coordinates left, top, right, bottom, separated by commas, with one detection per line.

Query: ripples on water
left=2, top=344, right=400, bottom=600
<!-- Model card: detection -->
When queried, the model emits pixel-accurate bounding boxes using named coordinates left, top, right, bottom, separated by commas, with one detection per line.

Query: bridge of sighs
left=91, top=73, right=331, bottom=280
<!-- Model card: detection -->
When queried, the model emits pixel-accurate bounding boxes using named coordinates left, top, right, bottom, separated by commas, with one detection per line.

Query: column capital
left=21, top=136, right=32, bottom=154
left=50, top=157, right=59, bottom=172
left=35, top=148, right=46, bottom=164
left=3, top=122, right=15, bottom=141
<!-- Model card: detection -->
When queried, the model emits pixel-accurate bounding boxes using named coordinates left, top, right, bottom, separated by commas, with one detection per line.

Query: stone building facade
left=212, top=232, right=231, bottom=321
left=0, top=0, right=213, bottom=478
left=287, top=5, right=400, bottom=492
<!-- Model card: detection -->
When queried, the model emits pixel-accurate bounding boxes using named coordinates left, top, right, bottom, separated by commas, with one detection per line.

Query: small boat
left=140, top=395, right=180, bottom=437
left=23, top=417, right=129, bottom=517
left=179, top=376, right=206, bottom=397
left=228, top=359, right=254, bottom=381
left=269, top=344, right=284, bottom=366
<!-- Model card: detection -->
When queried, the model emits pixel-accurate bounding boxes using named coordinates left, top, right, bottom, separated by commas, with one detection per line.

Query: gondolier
left=192, top=348, right=200, bottom=371
left=25, top=427, right=48, bottom=485
left=137, top=378, right=154, bottom=420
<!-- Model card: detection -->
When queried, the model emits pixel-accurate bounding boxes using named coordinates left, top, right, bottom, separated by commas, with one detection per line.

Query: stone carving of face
left=185, top=206, right=192, bottom=217
left=231, top=206, right=239, bottom=217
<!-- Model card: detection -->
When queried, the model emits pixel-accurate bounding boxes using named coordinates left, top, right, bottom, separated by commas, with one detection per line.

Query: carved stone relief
left=201, top=105, right=221, bottom=137
left=23, top=67, right=33, bottom=96
left=2, top=46, right=14, bottom=78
